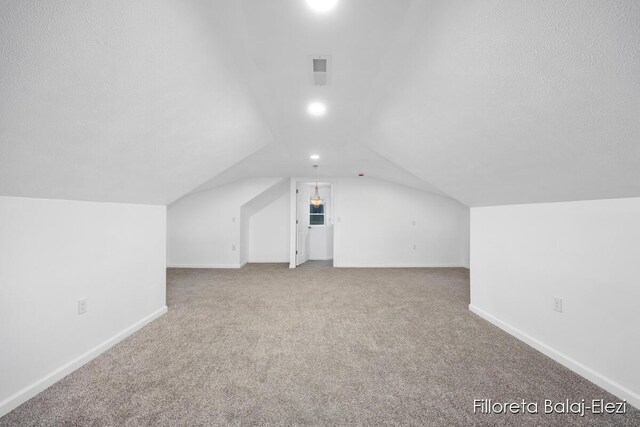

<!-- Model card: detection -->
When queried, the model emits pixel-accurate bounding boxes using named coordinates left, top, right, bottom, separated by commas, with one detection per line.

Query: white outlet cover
left=553, top=297, right=563, bottom=313
left=78, top=298, right=87, bottom=315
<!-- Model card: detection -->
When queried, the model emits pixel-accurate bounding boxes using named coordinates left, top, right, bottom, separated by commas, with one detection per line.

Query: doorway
left=294, top=181, right=334, bottom=267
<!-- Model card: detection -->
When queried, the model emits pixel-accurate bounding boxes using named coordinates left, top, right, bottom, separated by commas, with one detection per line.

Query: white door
left=296, top=187, right=310, bottom=266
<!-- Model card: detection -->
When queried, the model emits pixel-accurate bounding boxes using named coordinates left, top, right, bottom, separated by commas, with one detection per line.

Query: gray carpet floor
left=2, top=264, right=638, bottom=426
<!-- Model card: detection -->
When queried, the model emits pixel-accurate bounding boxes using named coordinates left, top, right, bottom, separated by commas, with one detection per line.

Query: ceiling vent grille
left=313, top=58, right=327, bottom=72
left=310, top=55, right=331, bottom=86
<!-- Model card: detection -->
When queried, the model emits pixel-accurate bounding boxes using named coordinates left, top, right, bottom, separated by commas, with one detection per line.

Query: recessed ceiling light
left=306, top=0, right=338, bottom=13
left=310, top=154, right=320, bottom=160
left=307, top=102, right=326, bottom=117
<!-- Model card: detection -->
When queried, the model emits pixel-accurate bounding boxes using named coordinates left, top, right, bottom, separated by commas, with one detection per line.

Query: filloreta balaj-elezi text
left=473, top=399, right=627, bottom=416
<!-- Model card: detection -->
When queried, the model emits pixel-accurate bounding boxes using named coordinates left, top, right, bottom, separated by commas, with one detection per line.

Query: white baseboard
left=333, top=263, right=470, bottom=268
left=0, top=306, right=168, bottom=418
left=247, top=260, right=290, bottom=264
left=167, top=264, right=241, bottom=269
left=171, top=263, right=468, bottom=269
left=469, top=304, right=640, bottom=409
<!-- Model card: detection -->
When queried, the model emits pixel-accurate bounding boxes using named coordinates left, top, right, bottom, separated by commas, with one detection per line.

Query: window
left=309, top=203, right=325, bottom=225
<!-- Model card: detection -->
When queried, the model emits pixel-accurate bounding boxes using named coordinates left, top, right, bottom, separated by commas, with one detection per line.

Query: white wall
left=0, top=196, right=167, bottom=417
left=167, top=178, right=285, bottom=267
left=241, top=179, right=289, bottom=265
left=470, top=198, right=640, bottom=408
left=249, top=192, right=290, bottom=263
left=176, top=177, right=468, bottom=269
left=333, top=178, right=469, bottom=268
left=309, top=226, right=333, bottom=261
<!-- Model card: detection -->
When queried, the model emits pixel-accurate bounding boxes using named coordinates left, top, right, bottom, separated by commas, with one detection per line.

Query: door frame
left=295, top=183, right=310, bottom=266
left=289, top=177, right=337, bottom=268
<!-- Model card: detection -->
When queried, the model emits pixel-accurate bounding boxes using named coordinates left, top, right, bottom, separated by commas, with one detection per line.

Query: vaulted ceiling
left=2, top=0, right=639, bottom=206
left=0, top=1, right=272, bottom=205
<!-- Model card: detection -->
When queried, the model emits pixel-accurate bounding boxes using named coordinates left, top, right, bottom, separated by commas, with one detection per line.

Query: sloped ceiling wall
left=2, top=0, right=639, bottom=207
left=0, top=0, right=272, bottom=205
left=366, top=0, right=640, bottom=206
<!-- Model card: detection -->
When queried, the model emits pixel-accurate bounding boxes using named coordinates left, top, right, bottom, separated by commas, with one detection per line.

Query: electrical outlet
left=78, top=298, right=87, bottom=315
left=553, top=297, right=562, bottom=313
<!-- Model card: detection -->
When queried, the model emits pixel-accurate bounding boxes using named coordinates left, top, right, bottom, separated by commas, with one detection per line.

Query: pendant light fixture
left=310, top=182, right=323, bottom=207
left=310, top=164, right=323, bottom=207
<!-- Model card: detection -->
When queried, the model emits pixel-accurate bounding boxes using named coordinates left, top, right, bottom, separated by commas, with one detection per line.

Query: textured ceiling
left=2, top=1, right=639, bottom=206
left=366, top=0, right=640, bottom=206
left=0, top=1, right=272, bottom=204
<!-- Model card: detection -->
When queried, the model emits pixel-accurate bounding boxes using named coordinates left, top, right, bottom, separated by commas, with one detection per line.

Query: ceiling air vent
left=310, top=55, right=331, bottom=86
left=313, top=58, right=327, bottom=72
